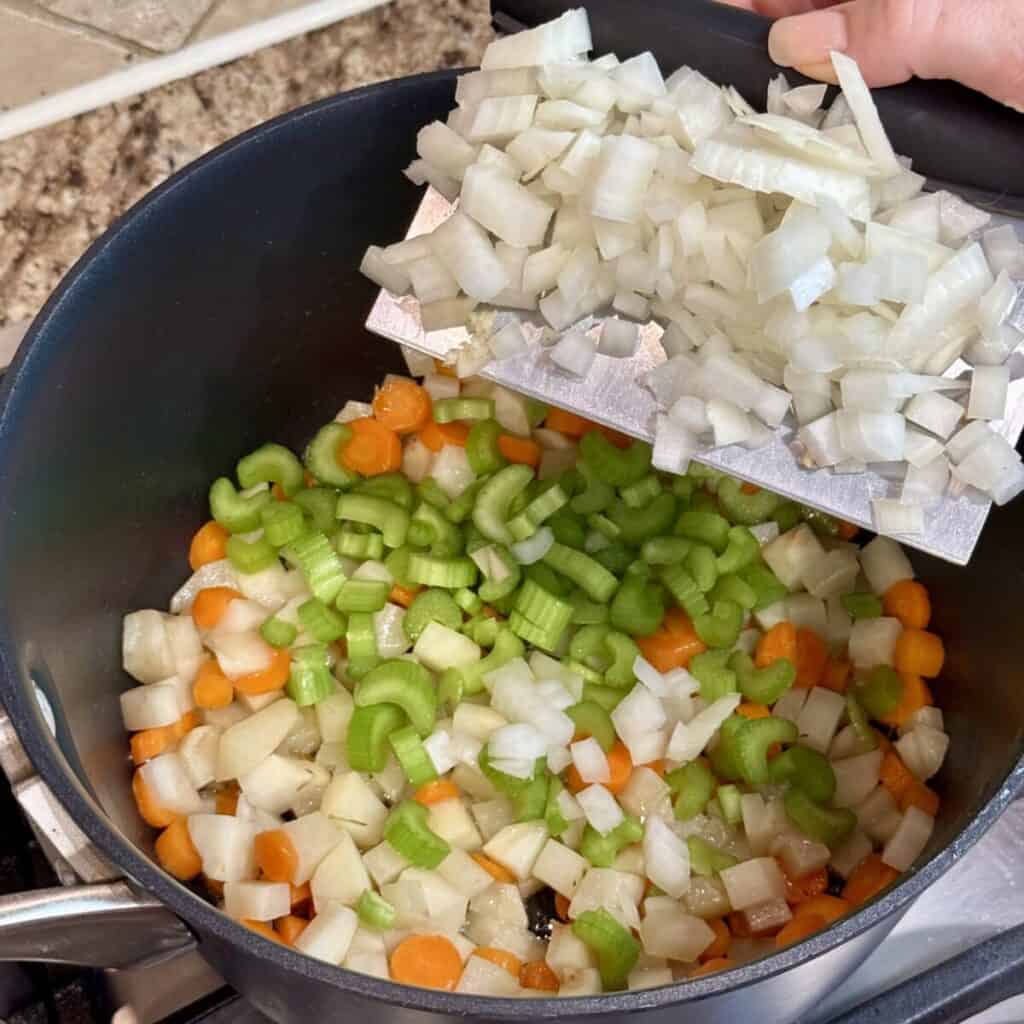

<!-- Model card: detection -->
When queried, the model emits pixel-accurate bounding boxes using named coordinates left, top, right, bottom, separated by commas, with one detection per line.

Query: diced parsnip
left=895, top=725, right=949, bottom=781
left=848, top=617, right=902, bottom=669
left=342, top=927, right=390, bottom=979
left=314, top=687, right=354, bottom=744
left=315, top=741, right=348, bottom=772
left=558, top=968, right=603, bottom=996
left=830, top=828, right=874, bottom=880
left=628, top=958, right=674, bottom=990
left=612, top=844, right=645, bottom=877
left=469, top=881, right=529, bottom=930
left=290, top=762, right=330, bottom=818
left=437, top=848, right=495, bottom=899
left=546, top=921, right=597, bottom=975
left=882, top=806, right=934, bottom=872
left=456, top=955, right=523, bottom=996
left=278, top=706, right=320, bottom=758
left=178, top=725, right=220, bottom=789
left=279, top=812, right=341, bottom=885
left=482, top=822, right=549, bottom=880
left=123, top=610, right=178, bottom=684
left=452, top=703, right=509, bottom=743
left=362, top=841, right=409, bottom=888
left=854, top=786, right=904, bottom=844
left=235, top=794, right=280, bottom=833
left=719, top=857, right=787, bottom=911
left=397, top=867, right=469, bottom=934
left=187, top=815, right=257, bottom=882
left=310, top=831, right=371, bottom=911
left=217, top=699, right=299, bottom=781
left=428, top=798, right=483, bottom=851
left=120, top=682, right=183, bottom=731
left=832, top=750, right=884, bottom=808
left=140, top=752, right=203, bottom=815
left=413, top=622, right=482, bottom=672
left=368, top=754, right=407, bottom=806
left=796, top=687, right=846, bottom=754
left=639, top=897, right=715, bottom=962
left=452, top=763, right=498, bottom=801
left=237, top=754, right=314, bottom=815
left=321, top=772, right=389, bottom=848
left=532, top=839, right=589, bottom=898
left=859, top=536, right=914, bottom=595
left=741, top=794, right=789, bottom=857
left=762, top=525, right=826, bottom=591
left=569, top=868, right=645, bottom=931
left=772, top=686, right=809, bottom=724
left=294, top=902, right=358, bottom=965
left=770, top=831, right=831, bottom=879
left=171, top=562, right=240, bottom=615
left=743, top=897, right=793, bottom=936
left=236, top=689, right=283, bottom=713
left=223, top=881, right=291, bottom=922
left=643, top=816, right=690, bottom=898
left=618, top=767, right=674, bottom=822
left=684, top=876, right=732, bottom=919
left=471, top=797, right=516, bottom=841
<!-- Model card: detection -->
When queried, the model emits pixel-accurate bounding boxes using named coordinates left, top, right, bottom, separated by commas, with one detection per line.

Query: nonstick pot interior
left=0, top=69, right=1021, bottom=1021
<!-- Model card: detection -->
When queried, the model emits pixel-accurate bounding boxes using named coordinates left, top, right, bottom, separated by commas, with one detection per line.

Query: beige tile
left=196, top=0, right=314, bottom=39
left=37, top=0, right=217, bottom=51
left=0, top=6, right=131, bottom=110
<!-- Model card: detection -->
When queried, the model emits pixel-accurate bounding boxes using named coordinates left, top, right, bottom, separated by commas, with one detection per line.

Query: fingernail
left=795, top=61, right=839, bottom=85
left=768, top=9, right=848, bottom=68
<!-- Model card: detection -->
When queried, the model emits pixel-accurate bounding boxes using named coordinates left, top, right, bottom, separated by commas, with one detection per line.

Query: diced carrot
left=498, top=434, right=542, bottom=468
left=700, top=918, right=732, bottom=961
left=271, top=483, right=288, bottom=502
left=821, top=658, right=852, bottom=694
left=691, top=957, right=735, bottom=977
left=414, top=780, right=460, bottom=805
left=645, top=760, right=667, bottom=778
left=304, top=471, right=317, bottom=488
left=878, top=673, right=933, bottom=729
left=756, top=621, right=797, bottom=669
left=373, top=379, right=433, bottom=434
left=253, top=829, right=299, bottom=884
left=192, top=587, right=243, bottom=630
left=837, top=520, right=859, bottom=541
left=636, top=608, right=707, bottom=672
left=205, top=876, right=224, bottom=899
left=782, top=866, right=828, bottom=905
left=775, top=913, right=827, bottom=948
left=481, top=606, right=501, bottom=620
left=554, top=893, right=571, bottom=922
left=417, top=419, right=470, bottom=452
left=740, top=482, right=761, bottom=496
left=193, top=661, right=234, bottom=710
left=604, top=742, right=633, bottom=794
left=155, top=818, right=202, bottom=881
left=475, top=947, right=523, bottom=976
left=472, top=853, right=517, bottom=884
left=879, top=751, right=915, bottom=801
left=340, top=417, right=402, bottom=476
left=873, top=729, right=894, bottom=754
left=189, top=521, right=229, bottom=572
left=234, top=648, right=291, bottom=696
left=290, top=881, right=312, bottom=910
left=842, top=854, right=899, bottom=906
left=275, top=915, right=308, bottom=945
left=544, top=407, right=594, bottom=437
left=242, top=920, right=282, bottom=943
left=900, top=780, right=940, bottom=817
left=132, top=771, right=177, bottom=828
left=736, top=702, right=771, bottom=720
left=390, top=934, right=463, bottom=991
left=388, top=584, right=421, bottom=608
left=894, top=629, right=944, bottom=678
left=216, top=782, right=239, bottom=816
left=727, top=911, right=752, bottom=938
left=795, top=628, right=829, bottom=688
left=171, top=710, right=198, bottom=739
left=434, top=359, right=457, bottom=378
left=883, top=580, right=931, bottom=630
left=793, top=895, right=851, bottom=924
left=520, top=961, right=560, bottom=991
left=131, top=726, right=175, bottom=765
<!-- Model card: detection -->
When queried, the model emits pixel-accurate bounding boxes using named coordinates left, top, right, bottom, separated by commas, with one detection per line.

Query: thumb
left=767, top=0, right=1024, bottom=112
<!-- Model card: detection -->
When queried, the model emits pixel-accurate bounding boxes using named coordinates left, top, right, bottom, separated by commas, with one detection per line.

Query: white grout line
left=0, top=0, right=393, bottom=143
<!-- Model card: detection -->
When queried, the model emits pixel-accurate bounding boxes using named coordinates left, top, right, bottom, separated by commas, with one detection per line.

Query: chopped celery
left=842, top=592, right=883, bottom=620
left=389, top=724, right=439, bottom=785
left=298, top=598, right=347, bottom=643
left=286, top=644, right=334, bottom=706
left=579, top=816, right=643, bottom=867
left=237, top=443, right=305, bottom=497
left=260, top=615, right=297, bottom=649
left=729, top=651, right=795, bottom=705
left=734, top=716, right=799, bottom=785
left=209, top=477, right=271, bottom=534
left=767, top=744, right=836, bottom=803
left=784, top=789, right=856, bottom=848
left=354, top=659, right=437, bottom=736
left=260, top=501, right=306, bottom=548
left=566, top=701, right=616, bottom=752
left=687, top=835, right=737, bottom=876
left=357, top=889, right=396, bottom=931
left=304, top=423, right=359, bottom=489
left=666, top=760, right=715, bottom=821
left=347, top=703, right=405, bottom=772
left=404, top=588, right=462, bottom=641
left=572, top=909, right=640, bottom=991
left=337, top=493, right=410, bottom=549
left=384, top=800, right=450, bottom=869
left=856, top=665, right=904, bottom=719
left=226, top=534, right=278, bottom=574
left=609, top=576, right=664, bottom=636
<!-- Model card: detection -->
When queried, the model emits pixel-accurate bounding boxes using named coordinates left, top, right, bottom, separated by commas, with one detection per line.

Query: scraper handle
left=492, top=0, right=1024, bottom=206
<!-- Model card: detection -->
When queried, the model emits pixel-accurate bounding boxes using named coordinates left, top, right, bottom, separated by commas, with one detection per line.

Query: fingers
left=717, top=0, right=839, bottom=17
left=767, top=0, right=1024, bottom=110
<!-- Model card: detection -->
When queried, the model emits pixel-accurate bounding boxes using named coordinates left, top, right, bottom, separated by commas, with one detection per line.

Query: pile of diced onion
left=361, top=8, right=1024, bottom=539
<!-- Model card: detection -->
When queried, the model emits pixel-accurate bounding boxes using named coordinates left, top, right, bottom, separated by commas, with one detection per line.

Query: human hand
left=717, top=0, right=1024, bottom=112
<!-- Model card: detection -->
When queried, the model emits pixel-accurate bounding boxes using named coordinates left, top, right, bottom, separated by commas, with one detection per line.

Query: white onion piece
left=873, top=499, right=924, bottom=536
left=417, top=121, right=477, bottom=180
left=903, top=428, right=945, bottom=469
left=461, top=165, right=555, bottom=248
left=489, top=723, right=549, bottom=762
left=633, top=656, right=668, bottom=697
left=404, top=159, right=460, bottom=202
left=652, top=415, right=697, bottom=474
left=481, top=8, right=591, bottom=69
left=904, top=391, right=963, bottom=440
left=982, top=225, right=1024, bottom=277
left=706, top=399, right=754, bottom=446
left=550, top=330, right=597, bottom=378
left=488, top=320, right=529, bottom=361
left=669, top=396, right=710, bottom=434
left=836, top=410, right=905, bottom=463
left=967, top=365, right=1009, bottom=421
left=953, top=431, right=1024, bottom=504
left=511, top=526, right=554, bottom=565
left=849, top=616, right=902, bottom=667
left=587, top=135, right=660, bottom=224
left=643, top=817, right=691, bottom=899
left=571, top=738, right=610, bottom=785
left=829, top=50, right=900, bottom=177
left=882, top=806, right=934, bottom=872
left=902, top=456, right=949, bottom=506
left=797, top=412, right=843, bottom=467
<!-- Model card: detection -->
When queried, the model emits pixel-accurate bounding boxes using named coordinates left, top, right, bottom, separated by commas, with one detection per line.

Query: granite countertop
left=0, top=0, right=493, bottom=327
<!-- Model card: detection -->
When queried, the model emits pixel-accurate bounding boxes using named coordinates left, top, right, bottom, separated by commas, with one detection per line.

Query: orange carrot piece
left=253, top=829, right=299, bottom=884
left=275, top=915, right=308, bottom=945
left=700, top=918, right=732, bottom=961
left=727, top=911, right=752, bottom=938
left=821, top=658, right=852, bottom=694
left=433, top=359, right=457, bottom=378
left=843, top=854, right=899, bottom=906
left=520, top=961, right=560, bottom=991
left=794, top=895, right=851, bottom=924
left=900, top=780, right=940, bottom=817
left=775, top=913, right=827, bottom=948
left=155, top=818, right=202, bottom=881
left=498, top=434, right=542, bottom=467
left=192, top=587, right=243, bottom=630
left=475, top=947, right=523, bottom=976
left=691, top=957, right=735, bottom=977
left=756, top=621, right=797, bottom=669
left=879, top=751, right=915, bottom=801
left=471, top=853, right=517, bottom=884
left=883, top=580, right=931, bottom=629
left=132, top=771, right=177, bottom=828
left=836, top=520, right=859, bottom=541
left=189, top=521, right=230, bottom=572
left=373, top=379, right=433, bottom=434
left=554, top=893, right=571, bottom=922
left=131, top=726, right=175, bottom=765
left=171, top=710, right=198, bottom=740
left=234, top=648, right=291, bottom=696
left=782, top=866, right=828, bottom=905
left=414, top=780, right=460, bottom=805
left=894, top=629, right=944, bottom=678
left=795, top=628, right=829, bottom=688
left=340, top=417, right=402, bottom=476
left=389, top=934, right=463, bottom=991
left=417, top=420, right=470, bottom=452
left=242, top=920, right=282, bottom=943
left=736, top=702, right=771, bottom=720
left=389, top=584, right=421, bottom=608
left=636, top=609, right=706, bottom=672
left=216, top=782, right=239, bottom=816
left=740, top=482, right=761, bottom=496
left=271, top=483, right=288, bottom=502
left=290, top=881, right=312, bottom=910
left=605, top=742, right=634, bottom=794
left=878, top=673, right=933, bottom=729
left=544, top=407, right=594, bottom=437
left=193, top=660, right=234, bottom=710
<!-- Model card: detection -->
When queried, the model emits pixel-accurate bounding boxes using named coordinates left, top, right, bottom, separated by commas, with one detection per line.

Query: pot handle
left=0, top=880, right=197, bottom=969
left=829, top=922, right=1024, bottom=1024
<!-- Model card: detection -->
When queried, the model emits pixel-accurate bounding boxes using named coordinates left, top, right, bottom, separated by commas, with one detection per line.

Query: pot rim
left=1, top=70, right=1022, bottom=1017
